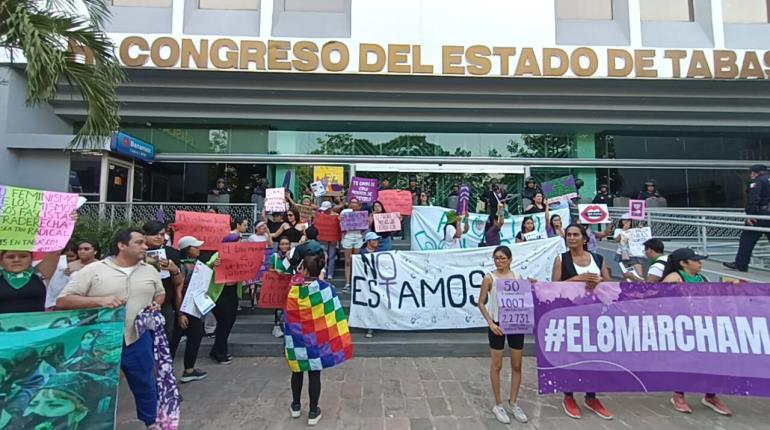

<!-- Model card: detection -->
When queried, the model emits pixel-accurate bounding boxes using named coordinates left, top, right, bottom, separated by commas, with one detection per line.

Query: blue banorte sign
left=110, top=131, right=155, bottom=162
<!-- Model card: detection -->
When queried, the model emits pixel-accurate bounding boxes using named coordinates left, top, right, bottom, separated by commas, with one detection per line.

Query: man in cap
left=592, top=184, right=613, bottom=206
left=724, top=164, right=770, bottom=272
left=637, top=179, right=661, bottom=200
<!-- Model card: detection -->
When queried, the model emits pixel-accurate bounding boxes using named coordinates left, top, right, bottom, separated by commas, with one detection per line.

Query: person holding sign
left=476, top=246, right=529, bottom=424
left=273, top=208, right=306, bottom=247
left=267, top=237, right=294, bottom=338
left=515, top=217, right=536, bottom=243
left=524, top=192, right=549, bottom=216
left=444, top=210, right=469, bottom=249
left=551, top=224, right=614, bottom=420
left=661, top=248, right=732, bottom=416
left=170, top=236, right=208, bottom=384
left=0, top=250, right=60, bottom=313
left=613, top=215, right=645, bottom=278
left=341, top=199, right=365, bottom=293
left=368, top=201, right=400, bottom=252
left=481, top=203, right=506, bottom=247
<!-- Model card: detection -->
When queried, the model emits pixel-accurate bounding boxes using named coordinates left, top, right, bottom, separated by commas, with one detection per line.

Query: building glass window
left=283, top=0, right=346, bottom=12
left=555, top=0, right=613, bottom=20
left=596, top=134, right=770, bottom=160
left=199, top=0, right=258, bottom=10
left=112, top=0, right=171, bottom=6
left=640, top=0, right=693, bottom=21
left=69, top=154, right=101, bottom=200
left=722, top=0, right=770, bottom=23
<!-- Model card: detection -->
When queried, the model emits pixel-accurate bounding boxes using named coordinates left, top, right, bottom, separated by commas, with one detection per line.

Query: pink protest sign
left=628, top=199, right=646, bottom=220
left=0, top=185, right=79, bottom=252
left=378, top=190, right=413, bottom=216
left=373, top=212, right=401, bottom=232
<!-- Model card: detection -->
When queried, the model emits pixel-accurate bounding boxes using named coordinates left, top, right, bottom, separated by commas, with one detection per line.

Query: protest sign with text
left=629, top=199, right=646, bottom=220
left=374, top=212, right=401, bottom=232
left=181, top=261, right=215, bottom=318
left=314, top=212, right=342, bottom=242
left=295, top=203, right=316, bottom=222
left=215, top=242, right=265, bottom=284
left=497, top=279, right=534, bottom=334
left=349, top=238, right=562, bottom=330
left=265, top=187, right=287, bottom=212
left=258, top=271, right=292, bottom=309
left=541, top=175, right=578, bottom=204
left=310, top=181, right=326, bottom=197
left=410, top=206, right=570, bottom=250
left=378, top=190, right=414, bottom=216
left=625, top=226, right=652, bottom=257
left=535, top=282, right=770, bottom=396
left=349, top=177, right=378, bottom=203
left=173, top=210, right=231, bottom=251
left=340, top=210, right=369, bottom=231
left=578, top=204, right=610, bottom=224
left=0, top=185, right=79, bottom=251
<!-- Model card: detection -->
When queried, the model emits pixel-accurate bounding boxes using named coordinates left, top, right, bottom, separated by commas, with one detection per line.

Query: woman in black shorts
left=477, top=246, right=528, bottom=424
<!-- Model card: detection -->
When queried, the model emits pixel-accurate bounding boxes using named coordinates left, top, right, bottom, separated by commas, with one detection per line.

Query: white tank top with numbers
left=485, top=271, right=522, bottom=322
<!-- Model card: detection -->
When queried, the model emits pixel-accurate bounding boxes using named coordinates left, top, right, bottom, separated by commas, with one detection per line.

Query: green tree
left=1, top=0, right=124, bottom=148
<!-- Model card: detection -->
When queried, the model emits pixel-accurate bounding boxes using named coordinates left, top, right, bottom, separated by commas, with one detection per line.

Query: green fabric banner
left=0, top=307, right=125, bottom=430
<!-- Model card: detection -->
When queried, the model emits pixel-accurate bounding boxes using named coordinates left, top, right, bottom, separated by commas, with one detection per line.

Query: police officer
left=724, top=164, right=770, bottom=272
left=637, top=179, right=661, bottom=200
left=592, top=184, right=613, bottom=206
left=522, top=176, right=540, bottom=201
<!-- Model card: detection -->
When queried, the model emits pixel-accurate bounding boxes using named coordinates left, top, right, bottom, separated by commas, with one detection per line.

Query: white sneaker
left=342, top=285, right=350, bottom=293
left=492, top=404, right=511, bottom=424
left=365, top=329, right=374, bottom=338
left=508, top=402, right=528, bottom=423
left=272, top=325, right=284, bottom=338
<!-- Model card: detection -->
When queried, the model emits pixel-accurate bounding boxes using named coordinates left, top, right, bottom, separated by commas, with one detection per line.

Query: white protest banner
left=181, top=261, right=214, bottom=318
left=410, top=206, right=570, bottom=251
left=626, top=226, right=652, bottom=257
left=348, top=237, right=563, bottom=330
left=265, top=187, right=287, bottom=212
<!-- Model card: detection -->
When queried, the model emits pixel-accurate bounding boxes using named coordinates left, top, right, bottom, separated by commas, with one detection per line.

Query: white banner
left=348, top=237, right=564, bottom=330
left=410, top=206, right=570, bottom=250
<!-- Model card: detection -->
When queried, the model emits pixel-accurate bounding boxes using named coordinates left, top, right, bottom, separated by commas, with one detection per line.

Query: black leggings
left=291, top=371, right=321, bottom=410
left=170, top=314, right=204, bottom=370
left=211, top=286, right=238, bottom=359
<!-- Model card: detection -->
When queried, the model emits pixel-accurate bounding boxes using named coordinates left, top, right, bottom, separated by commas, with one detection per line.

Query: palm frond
left=44, top=0, right=111, bottom=29
left=1, top=0, right=124, bottom=149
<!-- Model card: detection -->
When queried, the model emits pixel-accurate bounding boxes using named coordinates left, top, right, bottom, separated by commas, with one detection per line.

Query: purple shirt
left=484, top=225, right=501, bottom=246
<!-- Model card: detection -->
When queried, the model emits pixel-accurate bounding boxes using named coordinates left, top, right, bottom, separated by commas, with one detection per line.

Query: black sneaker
left=289, top=403, right=301, bottom=418
left=308, top=408, right=322, bottom=426
left=209, top=352, right=232, bottom=365
left=722, top=262, right=748, bottom=272
left=180, top=369, right=207, bottom=383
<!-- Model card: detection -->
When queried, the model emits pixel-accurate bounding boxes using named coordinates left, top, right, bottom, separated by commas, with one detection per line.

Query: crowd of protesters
left=0, top=171, right=750, bottom=429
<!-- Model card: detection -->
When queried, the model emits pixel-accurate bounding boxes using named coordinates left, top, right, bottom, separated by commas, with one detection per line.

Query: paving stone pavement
left=117, top=357, right=770, bottom=429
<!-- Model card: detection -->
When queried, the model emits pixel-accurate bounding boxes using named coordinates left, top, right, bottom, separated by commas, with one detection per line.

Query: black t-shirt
left=524, top=205, right=546, bottom=215
left=267, top=219, right=283, bottom=234
left=0, top=273, right=46, bottom=314
left=149, top=246, right=181, bottom=307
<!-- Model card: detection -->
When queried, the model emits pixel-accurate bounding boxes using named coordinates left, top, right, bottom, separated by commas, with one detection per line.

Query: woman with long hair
left=548, top=214, right=565, bottom=238
left=268, top=237, right=293, bottom=338
left=482, top=203, right=506, bottom=247
left=524, top=191, right=548, bottom=215
left=515, top=217, right=536, bottom=243
left=340, top=199, right=365, bottom=293
left=368, top=201, right=400, bottom=252
left=551, top=224, right=614, bottom=420
left=66, top=240, right=100, bottom=274
left=417, top=192, right=431, bottom=206
left=477, top=246, right=528, bottom=424
left=614, top=215, right=644, bottom=276
left=661, top=248, right=732, bottom=416
left=273, top=208, right=306, bottom=247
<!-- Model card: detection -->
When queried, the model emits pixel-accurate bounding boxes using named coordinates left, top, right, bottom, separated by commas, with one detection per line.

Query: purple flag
left=535, top=282, right=770, bottom=397
left=457, top=184, right=471, bottom=215
left=156, top=207, right=165, bottom=222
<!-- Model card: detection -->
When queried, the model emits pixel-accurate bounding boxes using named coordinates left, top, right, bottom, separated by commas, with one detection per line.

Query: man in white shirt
left=643, top=238, right=668, bottom=283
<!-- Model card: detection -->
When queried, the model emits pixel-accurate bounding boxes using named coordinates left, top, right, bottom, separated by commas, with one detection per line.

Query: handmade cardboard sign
left=173, top=211, right=231, bottom=251
left=378, top=190, right=414, bottom=216
left=215, top=242, right=265, bottom=284
left=374, top=212, right=401, bottom=232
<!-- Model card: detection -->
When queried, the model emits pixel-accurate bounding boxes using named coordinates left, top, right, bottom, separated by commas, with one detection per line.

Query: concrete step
left=188, top=329, right=536, bottom=359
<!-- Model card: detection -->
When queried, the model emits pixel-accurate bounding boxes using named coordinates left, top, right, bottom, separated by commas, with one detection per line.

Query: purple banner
left=339, top=211, right=369, bottom=231
left=535, top=282, right=770, bottom=397
left=349, top=177, right=378, bottom=203
left=497, top=279, right=534, bottom=334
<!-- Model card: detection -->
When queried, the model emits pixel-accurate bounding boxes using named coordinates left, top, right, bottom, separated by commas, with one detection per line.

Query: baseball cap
left=256, top=221, right=267, bottom=229
left=669, top=248, right=707, bottom=261
left=364, top=232, right=381, bottom=242
left=178, top=236, right=204, bottom=249
left=750, top=164, right=768, bottom=173
left=319, top=201, right=333, bottom=211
